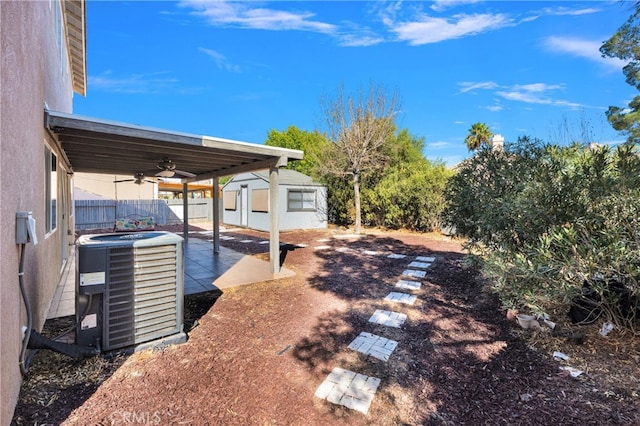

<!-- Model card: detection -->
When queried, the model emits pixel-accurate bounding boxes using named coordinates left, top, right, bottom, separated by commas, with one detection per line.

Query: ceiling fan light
left=157, top=170, right=175, bottom=178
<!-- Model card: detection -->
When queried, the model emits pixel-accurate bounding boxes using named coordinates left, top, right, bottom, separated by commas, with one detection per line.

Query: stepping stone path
left=348, top=332, right=398, bottom=361
left=384, top=292, right=417, bottom=305
left=315, top=249, right=437, bottom=415
left=408, top=261, right=432, bottom=269
left=402, top=269, right=426, bottom=278
left=314, top=368, right=381, bottom=414
left=218, top=235, right=436, bottom=415
left=396, top=279, right=421, bottom=290
left=387, top=253, right=406, bottom=259
left=368, top=309, right=407, bottom=328
left=210, top=235, right=436, bottom=415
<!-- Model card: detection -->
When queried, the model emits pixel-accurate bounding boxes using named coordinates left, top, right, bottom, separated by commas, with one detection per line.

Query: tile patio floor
left=47, top=235, right=294, bottom=319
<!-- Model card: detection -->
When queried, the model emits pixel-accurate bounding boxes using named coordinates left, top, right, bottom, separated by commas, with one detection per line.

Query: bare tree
left=319, top=83, right=399, bottom=233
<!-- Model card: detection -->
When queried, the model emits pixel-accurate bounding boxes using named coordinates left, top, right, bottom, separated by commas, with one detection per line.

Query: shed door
left=240, top=186, right=248, bottom=226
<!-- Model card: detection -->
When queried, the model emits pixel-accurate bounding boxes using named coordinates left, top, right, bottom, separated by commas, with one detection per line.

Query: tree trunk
left=353, top=172, right=361, bottom=234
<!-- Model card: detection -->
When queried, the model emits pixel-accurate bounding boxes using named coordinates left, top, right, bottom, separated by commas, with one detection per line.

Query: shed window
left=223, top=190, right=237, bottom=210
left=45, top=146, right=57, bottom=233
left=288, top=189, right=316, bottom=212
left=252, top=188, right=269, bottom=213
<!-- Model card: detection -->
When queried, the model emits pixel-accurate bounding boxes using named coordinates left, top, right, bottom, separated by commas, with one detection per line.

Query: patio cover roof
left=45, top=110, right=303, bottom=180
left=45, top=109, right=304, bottom=274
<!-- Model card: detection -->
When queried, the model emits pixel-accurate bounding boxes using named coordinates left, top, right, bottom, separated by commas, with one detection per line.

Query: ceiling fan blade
left=113, top=179, right=135, bottom=183
left=174, top=169, right=196, bottom=178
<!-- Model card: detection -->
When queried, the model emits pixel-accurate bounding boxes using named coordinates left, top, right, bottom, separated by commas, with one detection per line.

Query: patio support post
left=212, top=177, right=220, bottom=253
left=269, top=165, right=280, bottom=274
left=182, top=182, right=189, bottom=242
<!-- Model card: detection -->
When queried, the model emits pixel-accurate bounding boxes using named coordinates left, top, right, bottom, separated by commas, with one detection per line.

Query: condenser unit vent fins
left=104, top=244, right=180, bottom=351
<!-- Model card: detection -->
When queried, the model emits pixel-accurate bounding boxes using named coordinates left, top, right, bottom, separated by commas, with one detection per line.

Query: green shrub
left=363, top=159, right=452, bottom=231
left=444, top=140, right=640, bottom=330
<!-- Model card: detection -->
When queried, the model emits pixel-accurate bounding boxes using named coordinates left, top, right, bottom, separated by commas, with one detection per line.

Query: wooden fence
left=75, top=199, right=215, bottom=230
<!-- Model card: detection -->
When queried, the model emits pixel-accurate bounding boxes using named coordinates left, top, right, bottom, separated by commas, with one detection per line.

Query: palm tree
left=465, top=122, right=493, bottom=151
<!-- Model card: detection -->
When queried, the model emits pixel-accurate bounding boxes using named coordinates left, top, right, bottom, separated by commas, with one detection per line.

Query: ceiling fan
left=155, top=157, right=196, bottom=178
left=113, top=172, right=159, bottom=185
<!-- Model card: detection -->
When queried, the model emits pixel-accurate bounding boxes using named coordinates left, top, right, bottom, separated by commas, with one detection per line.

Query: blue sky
left=73, top=1, right=634, bottom=166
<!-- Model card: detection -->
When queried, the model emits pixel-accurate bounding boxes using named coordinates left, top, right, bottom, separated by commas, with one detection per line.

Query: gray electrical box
left=16, top=211, right=37, bottom=245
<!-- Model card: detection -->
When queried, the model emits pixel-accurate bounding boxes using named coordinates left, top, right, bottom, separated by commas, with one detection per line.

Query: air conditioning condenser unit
left=75, top=231, right=186, bottom=352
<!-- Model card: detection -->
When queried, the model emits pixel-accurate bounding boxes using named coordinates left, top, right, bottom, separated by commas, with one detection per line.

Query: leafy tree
left=464, top=122, right=493, bottom=151
left=324, top=174, right=354, bottom=226
left=364, top=159, right=452, bottom=231
left=318, top=83, right=399, bottom=233
left=382, top=128, right=425, bottom=165
left=600, top=2, right=640, bottom=143
left=265, top=126, right=328, bottom=177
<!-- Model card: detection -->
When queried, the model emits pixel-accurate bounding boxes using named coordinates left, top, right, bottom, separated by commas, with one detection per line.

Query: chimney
left=492, top=134, right=504, bottom=151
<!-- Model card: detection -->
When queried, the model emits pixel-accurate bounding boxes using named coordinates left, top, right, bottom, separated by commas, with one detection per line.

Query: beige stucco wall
left=1, top=1, right=75, bottom=422
left=75, top=172, right=157, bottom=200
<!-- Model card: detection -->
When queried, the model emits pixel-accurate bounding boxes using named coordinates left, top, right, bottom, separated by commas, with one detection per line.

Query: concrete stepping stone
left=336, top=247, right=352, bottom=253
left=258, top=240, right=269, bottom=245
left=335, top=234, right=362, bottom=239
left=348, top=332, right=398, bottom=361
left=314, top=245, right=331, bottom=250
left=362, top=250, right=379, bottom=256
left=387, top=253, right=406, bottom=259
left=416, top=256, right=436, bottom=262
left=317, top=238, right=331, bottom=242
left=403, top=269, right=426, bottom=278
left=395, top=279, right=421, bottom=290
left=220, top=235, right=235, bottom=240
left=385, top=292, right=417, bottom=305
left=408, top=261, right=432, bottom=269
left=368, top=309, right=407, bottom=328
left=240, top=239, right=253, bottom=243
left=315, top=367, right=381, bottom=414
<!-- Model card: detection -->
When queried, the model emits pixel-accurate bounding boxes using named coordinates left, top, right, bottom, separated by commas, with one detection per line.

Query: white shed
left=223, top=169, right=327, bottom=231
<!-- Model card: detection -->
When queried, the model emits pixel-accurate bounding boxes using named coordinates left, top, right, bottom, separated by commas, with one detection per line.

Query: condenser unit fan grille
left=104, top=244, right=179, bottom=351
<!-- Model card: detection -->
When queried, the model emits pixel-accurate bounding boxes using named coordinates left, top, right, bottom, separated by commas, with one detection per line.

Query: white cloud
left=430, top=0, right=483, bottom=13
left=496, top=83, right=583, bottom=108
left=543, top=36, right=627, bottom=71
left=199, top=48, right=241, bottom=72
left=88, top=71, right=178, bottom=94
left=428, top=141, right=450, bottom=148
left=511, top=83, right=563, bottom=93
left=180, top=0, right=336, bottom=33
left=390, top=12, right=511, bottom=45
left=459, top=80, right=587, bottom=109
left=540, top=6, right=601, bottom=16
left=457, top=81, right=499, bottom=94
left=339, top=35, right=385, bottom=47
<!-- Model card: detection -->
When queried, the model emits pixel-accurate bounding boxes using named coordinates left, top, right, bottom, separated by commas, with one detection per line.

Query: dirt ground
left=12, top=226, right=640, bottom=425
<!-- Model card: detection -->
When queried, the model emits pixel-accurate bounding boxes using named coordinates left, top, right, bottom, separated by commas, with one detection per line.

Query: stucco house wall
left=1, top=1, right=81, bottom=422
left=222, top=170, right=328, bottom=232
left=74, top=172, right=157, bottom=200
